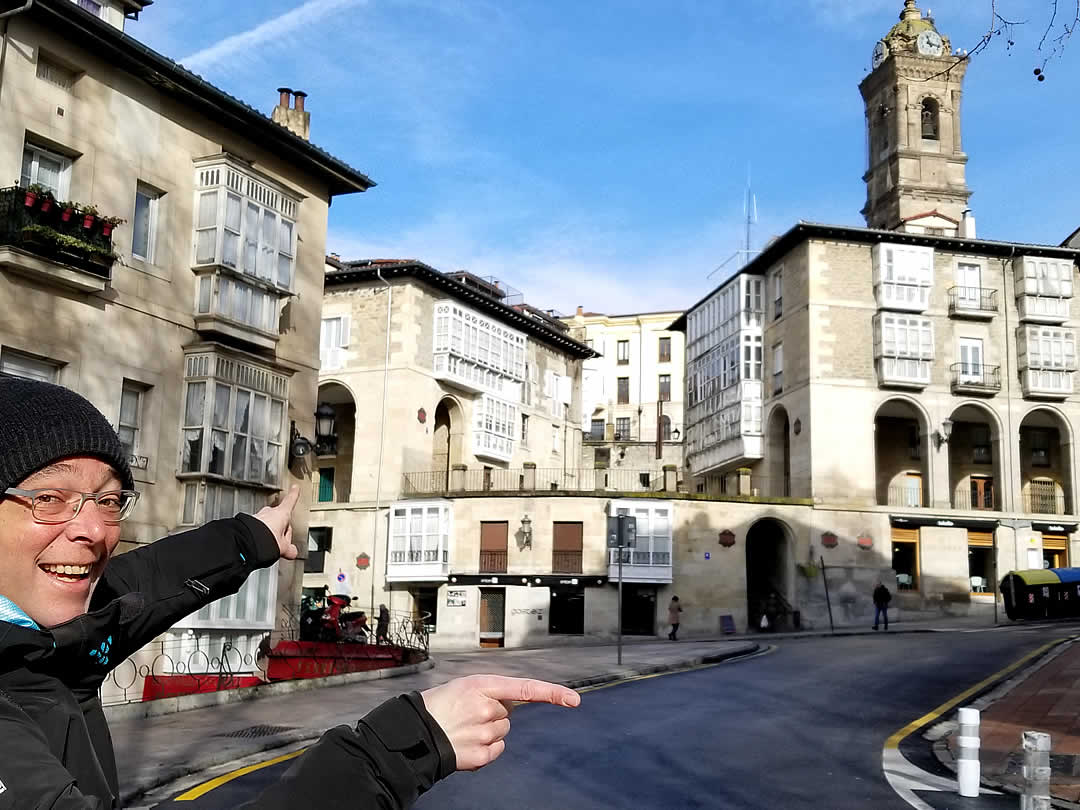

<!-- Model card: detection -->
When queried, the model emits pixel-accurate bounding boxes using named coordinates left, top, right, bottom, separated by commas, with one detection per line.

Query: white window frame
left=21, top=143, right=71, bottom=199
left=320, top=315, right=351, bottom=370
left=607, top=501, right=672, bottom=567
left=473, top=394, right=517, bottom=462
left=772, top=343, right=784, bottom=394
left=72, top=0, right=103, bottom=17
left=0, top=348, right=60, bottom=383
left=131, top=183, right=161, bottom=263
left=955, top=262, right=982, bottom=309
left=432, top=301, right=526, bottom=397
left=958, top=338, right=984, bottom=382
left=1019, top=257, right=1074, bottom=299
left=390, top=502, right=451, bottom=565
left=873, top=243, right=934, bottom=310
left=117, top=380, right=146, bottom=457
left=1021, top=326, right=1077, bottom=370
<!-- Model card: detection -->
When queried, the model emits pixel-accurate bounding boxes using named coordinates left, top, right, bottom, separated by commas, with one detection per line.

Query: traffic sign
left=606, top=514, right=637, bottom=548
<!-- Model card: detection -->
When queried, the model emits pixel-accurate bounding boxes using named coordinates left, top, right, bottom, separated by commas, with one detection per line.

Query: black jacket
left=0, top=515, right=455, bottom=808
left=873, top=584, right=891, bottom=607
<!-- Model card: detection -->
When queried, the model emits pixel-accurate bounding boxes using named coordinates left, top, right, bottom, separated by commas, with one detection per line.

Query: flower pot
left=39, top=198, right=53, bottom=213
left=24, top=191, right=38, bottom=208
left=61, top=207, right=75, bottom=223
left=102, top=223, right=114, bottom=237
left=82, top=214, right=95, bottom=229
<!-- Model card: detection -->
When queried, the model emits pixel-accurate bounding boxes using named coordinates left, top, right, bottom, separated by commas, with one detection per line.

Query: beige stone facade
left=0, top=0, right=371, bottom=672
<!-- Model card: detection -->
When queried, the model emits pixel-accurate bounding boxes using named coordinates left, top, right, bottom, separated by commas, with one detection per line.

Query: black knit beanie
left=0, top=377, right=134, bottom=493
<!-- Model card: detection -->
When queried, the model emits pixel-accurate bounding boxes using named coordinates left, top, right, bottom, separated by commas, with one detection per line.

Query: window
left=661, top=415, right=672, bottom=441
left=552, top=425, right=560, bottom=454
left=955, top=263, right=982, bottom=309
left=773, top=269, right=783, bottom=320
left=958, top=338, right=984, bottom=382
left=875, top=313, right=933, bottom=382
left=36, top=55, right=77, bottom=90
left=609, top=502, right=672, bottom=566
left=617, top=340, right=630, bottom=365
left=473, top=394, right=518, bottom=462
left=743, top=334, right=763, bottom=381
left=179, top=354, right=288, bottom=487
left=970, top=477, right=994, bottom=510
left=1019, top=258, right=1074, bottom=299
left=320, top=316, right=350, bottom=371
left=432, top=301, right=526, bottom=395
left=390, top=503, right=450, bottom=565
left=317, top=467, right=335, bottom=503
left=590, top=418, right=605, bottom=440
left=1030, top=429, right=1051, bottom=467
left=1020, top=327, right=1076, bottom=375
left=193, top=159, right=298, bottom=291
left=413, top=587, right=438, bottom=634
left=658, top=374, right=671, bottom=402
left=873, top=244, right=934, bottom=310
left=180, top=482, right=266, bottom=526
left=658, top=336, right=671, bottom=363
left=615, top=417, right=631, bottom=439
left=306, top=527, right=332, bottom=574
left=131, top=184, right=161, bottom=262
left=772, top=344, right=783, bottom=395
left=921, top=98, right=940, bottom=140
left=74, top=0, right=102, bottom=16
left=192, top=560, right=277, bottom=627
left=968, top=532, right=995, bottom=593
left=0, top=349, right=59, bottom=383
left=973, top=426, right=992, bottom=464
left=521, top=414, right=529, bottom=444
left=585, top=339, right=594, bottom=350
left=20, top=143, right=70, bottom=198
left=617, top=377, right=630, bottom=404
left=117, top=380, right=145, bottom=458
left=893, top=532, right=919, bottom=590
left=908, top=425, right=921, bottom=461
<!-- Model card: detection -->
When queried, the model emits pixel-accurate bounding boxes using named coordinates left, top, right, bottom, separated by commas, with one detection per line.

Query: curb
left=930, top=638, right=1079, bottom=809
left=121, top=641, right=759, bottom=805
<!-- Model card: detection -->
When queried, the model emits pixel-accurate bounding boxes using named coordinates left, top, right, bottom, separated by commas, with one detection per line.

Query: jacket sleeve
left=0, top=696, right=105, bottom=809
left=91, top=514, right=282, bottom=654
left=243, top=692, right=456, bottom=810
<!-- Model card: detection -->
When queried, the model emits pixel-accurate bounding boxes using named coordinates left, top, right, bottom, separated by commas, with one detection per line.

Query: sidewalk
left=115, top=638, right=756, bottom=805
left=943, top=637, right=1080, bottom=805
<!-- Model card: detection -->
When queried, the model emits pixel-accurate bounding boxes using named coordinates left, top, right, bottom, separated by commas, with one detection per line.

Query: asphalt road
left=154, top=626, right=1072, bottom=809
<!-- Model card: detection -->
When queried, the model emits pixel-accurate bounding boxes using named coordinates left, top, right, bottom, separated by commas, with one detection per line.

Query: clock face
left=872, top=41, right=888, bottom=68
left=917, top=30, right=944, bottom=56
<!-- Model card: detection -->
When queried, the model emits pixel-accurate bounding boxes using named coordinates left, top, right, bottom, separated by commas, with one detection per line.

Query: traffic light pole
left=617, top=539, right=623, bottom=665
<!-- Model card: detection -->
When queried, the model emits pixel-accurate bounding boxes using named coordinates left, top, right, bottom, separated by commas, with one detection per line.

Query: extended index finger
left=276, top=485, right=301, bottom=515
left=475, top=676, right=581, bottom=708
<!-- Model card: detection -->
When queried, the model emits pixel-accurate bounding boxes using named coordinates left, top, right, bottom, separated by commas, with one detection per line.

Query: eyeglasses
left=2, top=488, right=140, bottom=524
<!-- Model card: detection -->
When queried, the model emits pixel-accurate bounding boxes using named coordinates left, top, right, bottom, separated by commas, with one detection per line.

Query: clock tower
left=859, top=0, right=972, bottom=235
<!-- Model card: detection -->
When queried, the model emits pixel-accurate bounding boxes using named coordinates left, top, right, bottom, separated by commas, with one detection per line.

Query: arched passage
left=767, top=406, right=791, bottom=497
left=947, top=402, right=1003, bottom=511
left=432, top=397, right=465, bottom=489
left=315, top=382, right=356, bottom=502
left=874, top=398, right=930, bottom=507
left=1019, top=407, right=1074, bottom=516
left=746, top=518, right=792, bottom=632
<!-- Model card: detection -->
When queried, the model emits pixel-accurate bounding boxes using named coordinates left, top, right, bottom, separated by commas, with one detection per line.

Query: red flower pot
left=82, top=214, right=95, bottom=229
left=61, top=207, right=74, bottom=222
left=39, top=198, right=53, bottom=213
left=102, top=223, right=114, bottom=237
left=24, top=191, right=37, bottom=208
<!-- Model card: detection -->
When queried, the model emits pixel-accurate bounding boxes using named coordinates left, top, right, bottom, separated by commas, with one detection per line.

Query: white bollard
left=1021, top=730, right=1052, bottom=810
left=956, top=707, right=981, bottom=798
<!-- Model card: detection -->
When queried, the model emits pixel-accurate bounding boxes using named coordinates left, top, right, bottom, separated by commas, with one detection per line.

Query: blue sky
left=130, top=0, right=1080, bottom=314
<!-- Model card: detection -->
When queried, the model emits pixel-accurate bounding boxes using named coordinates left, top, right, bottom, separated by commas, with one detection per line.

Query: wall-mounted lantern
left=520, top=514, right=533, bottom=548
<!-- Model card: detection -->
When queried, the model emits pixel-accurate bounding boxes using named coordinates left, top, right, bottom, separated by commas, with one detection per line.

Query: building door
left=1043, top=535, right=1069, bottom=569
left=901, top=473, right=923, bottom=508
left=480, top=522, right=508, bottom=573
left=479, top=589, right=505, bottom=648
left=620, top=584, right=656, bottom=635
left=956, top=263, right=981, bottom=309
left=958, top=338, right=984, bottom=383
left=549, top=586, right=585, bottom=635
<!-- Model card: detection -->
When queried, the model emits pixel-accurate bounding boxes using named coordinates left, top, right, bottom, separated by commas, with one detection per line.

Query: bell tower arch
left=860, top=1, right=972, bottom=235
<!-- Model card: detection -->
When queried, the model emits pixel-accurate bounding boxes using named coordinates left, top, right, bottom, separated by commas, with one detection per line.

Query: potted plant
left=38, top=191, right=56, bottom=214
left=100, top=215, right=125, bottom=238
left=24, top=184, right=47, bottom=208
left=59, top=201, right=77, bottom=223
left=80, top=204, right=99, bottom=230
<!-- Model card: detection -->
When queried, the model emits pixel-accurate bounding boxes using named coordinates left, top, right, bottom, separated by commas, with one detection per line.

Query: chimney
left=960, top=209, right=976, bottom=239
left=576, top=305, right=584, bottom=316
left=329, top=252, right=340, bottom=261
left=271, top=87, right=311, bottom=141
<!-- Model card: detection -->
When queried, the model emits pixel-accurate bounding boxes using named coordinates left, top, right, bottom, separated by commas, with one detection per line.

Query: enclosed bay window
left=1014, top=256, right=1074, bottom=323
left=1018, top=326, right=1076, bottom=397
left=433, top=301, right=526, bottom=396
left=873, top=243, right=934, bottom=311
left=387, top=502, right=451, bottom=582
left=180, top=481, right=268, bottom=526
left=473, top=394, right=518, bottom=462
left=874, top=313, right=933, bottom=386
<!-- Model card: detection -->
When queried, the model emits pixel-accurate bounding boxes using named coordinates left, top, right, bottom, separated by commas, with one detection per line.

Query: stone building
left=561, top=308, right=686, bottom=481
left=0, top=0, right=372, bottom=671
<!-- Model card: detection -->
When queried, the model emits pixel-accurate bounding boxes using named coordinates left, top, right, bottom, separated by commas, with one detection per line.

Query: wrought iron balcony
left=950, top=363, right=1002, bottom=395
left=0, top=186, right=118, bottom=289
left=948, top=286, right=998, bottom=318
left=552, top=550, right=583, bottom=574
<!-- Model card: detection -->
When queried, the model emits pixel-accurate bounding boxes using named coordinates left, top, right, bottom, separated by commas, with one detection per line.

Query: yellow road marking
left=884, top=636, right=1073, bottom=750
left=174, top=748, right=307, bottom=801
left=172, top=644, right=770, bottom=800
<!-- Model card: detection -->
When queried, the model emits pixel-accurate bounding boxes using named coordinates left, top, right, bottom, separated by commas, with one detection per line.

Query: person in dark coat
left=0, top=378, right=579, bottom=808
left=873, top=580, right=892, bottom=631
left=377, top=603, right=391, bottom=645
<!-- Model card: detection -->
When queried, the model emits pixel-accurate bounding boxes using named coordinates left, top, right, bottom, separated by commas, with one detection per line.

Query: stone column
left=450, top=463, right=467, bottom=493
left=523, top=462, right=537, bottom=491
left=663, top=464, right=677, bottom=492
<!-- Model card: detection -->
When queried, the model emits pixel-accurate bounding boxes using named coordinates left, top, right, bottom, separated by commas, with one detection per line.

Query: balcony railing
left=608, top=549, right=672, bottom=566
left=950, top=363, right=1002, bottom=394
left=694, top=475, right=809, bottom=498
left=952, top=485, right=997, bottom=511
left=885, top=486, right=925, bottom=508
left=390, top=549, right=446, bottom=563
left=552, top=550, right=583, bottom=574
left=403, top=468, right=670, bottom=495
left=1023, top=481, right=1072, bottom=516
left=948, top=286, right=998, bottom=317
left=0, top=186, right=117, bottom=281
left=479, top=550, right=508, bottom=573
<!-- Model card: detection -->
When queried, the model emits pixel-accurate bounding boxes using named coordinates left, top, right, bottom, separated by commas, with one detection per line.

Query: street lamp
left=520, top=514, right=533, bottom=548
left=314, top=403, right=337, bottom=455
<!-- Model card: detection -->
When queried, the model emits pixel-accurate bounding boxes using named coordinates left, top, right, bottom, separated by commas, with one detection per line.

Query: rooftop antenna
left=708, top=166, right=762, bottom=280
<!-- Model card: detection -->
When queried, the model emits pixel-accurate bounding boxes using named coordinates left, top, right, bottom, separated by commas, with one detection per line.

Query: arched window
left=921, top=98, right=940, bottom=140
left=661, top=415, right=672, bottom=441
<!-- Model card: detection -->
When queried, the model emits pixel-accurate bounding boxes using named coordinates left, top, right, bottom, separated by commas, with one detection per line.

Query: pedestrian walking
left=668, top=595, right=683, bottom=640
left=377, top=602, right=391, bottom=645
left=0, top=378, right=579, bottom=808
left=873, top=579, right=892, bottom=631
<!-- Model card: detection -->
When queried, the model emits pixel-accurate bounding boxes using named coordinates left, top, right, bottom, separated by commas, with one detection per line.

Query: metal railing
left=950, top=363, right=1002, bottom=391
left=948, top=286, right=998, bottom=314
left=952, top=484, right=997, bottom=511
left=608, top=549, right=672, bottom=566
left=0, top=186, right=117, bottom=279
left=403, top=467, right=673, bottom=496
left=389, top=549, right=446, bottom=563
left=885, top=486, right=925, bottom=508
left=552, top=550, right=583, bottom=574
left=478, top=550, right=508, bottom=573
left=1023, top=481, right=1072, bottom=515
left=694, top=475, right=808, bottom=499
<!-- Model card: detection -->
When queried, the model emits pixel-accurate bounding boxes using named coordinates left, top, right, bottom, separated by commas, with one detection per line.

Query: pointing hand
left=254, top=486, right=300, bottom=560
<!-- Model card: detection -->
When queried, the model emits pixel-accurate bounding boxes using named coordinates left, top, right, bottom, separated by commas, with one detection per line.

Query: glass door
left=959, top=338, right=984, bottom=383
left=956, top=263, right=981, bottom=309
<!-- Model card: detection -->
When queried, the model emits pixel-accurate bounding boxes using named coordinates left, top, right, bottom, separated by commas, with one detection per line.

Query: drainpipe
left=371, top=269, right=392, bottom=613
left=0, top=1, right=34, bottom=110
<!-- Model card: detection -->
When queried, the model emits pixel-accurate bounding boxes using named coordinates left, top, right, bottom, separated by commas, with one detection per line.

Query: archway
left=921, top=97, right=940, bottom=140
left=874, top=398, right=930, bottom=507
left=767, top=406, right=791, bottom=497
left=746, top=518, right=791, bottom=631
left=660, top=414, right=672, bottom=441
left=432, top=397, right=465, bottom=490
left=1019, top=407, right=1074, bottom=516
left=315, top=382, right=356, bottom=502
left=947, top=402, right=1003, bottom=511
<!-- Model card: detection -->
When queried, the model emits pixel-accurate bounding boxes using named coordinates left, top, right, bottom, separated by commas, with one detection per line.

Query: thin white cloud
left=179, top=0, right=369, bottom=73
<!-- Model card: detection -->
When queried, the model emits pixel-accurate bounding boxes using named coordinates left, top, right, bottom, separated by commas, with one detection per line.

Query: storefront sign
left=512, top=608, right=543, bottom=615
left=446, top=589, right=466, bottom=607
left=479, top=577, right=500, bottom=585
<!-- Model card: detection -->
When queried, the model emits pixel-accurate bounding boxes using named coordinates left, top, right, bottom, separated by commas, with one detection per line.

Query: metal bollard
left=1021, top=730, right=1052, bottom=810
left=956, top=707, right=981, bottom=797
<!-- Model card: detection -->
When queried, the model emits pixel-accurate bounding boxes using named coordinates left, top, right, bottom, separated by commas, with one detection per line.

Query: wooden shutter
left=891, top=527, right=919, bottom=543
left=967, top=531, right=993, bottom=548
left=1043, top=534, right=1068, bottom=551
left=553, top=522, right=583, bottom=552
left=480, top=522, right=508, bottom=551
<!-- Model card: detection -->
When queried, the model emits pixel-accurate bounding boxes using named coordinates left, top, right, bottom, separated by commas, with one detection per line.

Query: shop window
left=892, top=529, right=918, bottom=590
left=549, top=587, right=585, bottom=635
left=413, top=587, right=438, bottom=634
left=306, top=527, right=332, bottom=574
left=968, top=532, right=994, bottom=594
left=1043, top=535, right=1068, bottom=569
